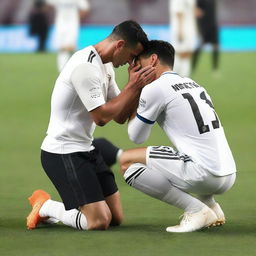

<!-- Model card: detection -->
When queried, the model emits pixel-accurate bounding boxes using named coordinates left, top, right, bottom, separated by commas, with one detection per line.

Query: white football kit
left=41, top=46, right=120, bottom=153
left=47, top=0, right=90, bottom=48
left=127, top=71, right=236, bottom=194
left=169, top=0, right=197, bottom=52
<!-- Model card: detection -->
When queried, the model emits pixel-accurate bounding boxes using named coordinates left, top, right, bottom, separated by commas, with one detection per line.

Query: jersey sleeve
left=71, top=63, right=105, bottom=112
left=137, top=83, right=165, bottom=124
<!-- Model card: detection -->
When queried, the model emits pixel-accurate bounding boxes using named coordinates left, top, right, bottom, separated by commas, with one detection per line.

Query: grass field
left=0, top=52, right=256, bottom=256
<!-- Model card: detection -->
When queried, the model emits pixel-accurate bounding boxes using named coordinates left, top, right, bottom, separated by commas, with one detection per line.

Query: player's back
left=147, top=72, right=236, bottom=176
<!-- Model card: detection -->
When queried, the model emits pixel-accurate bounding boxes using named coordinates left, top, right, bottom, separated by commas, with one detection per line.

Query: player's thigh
left=41, top=150, right=106, bottom=210
left=146, top=146, right=193, bottom=191
left=120, top=147, right=147, bottom=173
left=105, top=191, right=123, bottom=225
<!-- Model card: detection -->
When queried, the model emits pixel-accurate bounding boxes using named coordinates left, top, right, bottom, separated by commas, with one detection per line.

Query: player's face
left=112, top=42, right=144, bottom=68
left=136, top=55, right=151, bottom=68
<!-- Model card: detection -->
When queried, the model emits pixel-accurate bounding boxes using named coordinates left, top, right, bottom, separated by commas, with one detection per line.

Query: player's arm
left=90, top=64, right=156, bottom=125
left=128, top=115, right=153, bottom=144
left=71, top=63, right=155, bottom=126
left=127, top=84, right=164, bottom=144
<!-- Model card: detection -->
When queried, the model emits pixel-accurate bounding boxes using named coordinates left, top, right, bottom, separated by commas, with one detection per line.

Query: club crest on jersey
left=89, top=86, right=101, bottom=98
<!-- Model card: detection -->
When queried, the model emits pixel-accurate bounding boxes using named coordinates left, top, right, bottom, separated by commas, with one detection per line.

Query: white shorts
left=146, top=146, right=236, bottom=195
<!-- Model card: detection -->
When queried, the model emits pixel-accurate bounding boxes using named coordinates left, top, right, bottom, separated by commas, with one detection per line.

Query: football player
left=120, top=40, right=236, bottom=233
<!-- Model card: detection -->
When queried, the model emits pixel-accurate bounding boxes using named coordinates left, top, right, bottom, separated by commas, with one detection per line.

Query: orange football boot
left=26, top=189, right=51, bottom=230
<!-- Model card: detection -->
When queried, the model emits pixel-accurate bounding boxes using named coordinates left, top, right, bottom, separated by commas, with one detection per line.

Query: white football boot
left=166, top=206, right=218, bottom=233
left=209, top=202, right=225, bottom=226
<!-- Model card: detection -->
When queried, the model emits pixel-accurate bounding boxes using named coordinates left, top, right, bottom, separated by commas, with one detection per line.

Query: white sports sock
left=40, top=199, right=88, bottom=230
left=124, top=163, right=206, bottom=213
left=198, top=195, right=216, bottom=208
left=43, top=217, right=59, bottom=224
left=57, top=51, right=71, bottom=72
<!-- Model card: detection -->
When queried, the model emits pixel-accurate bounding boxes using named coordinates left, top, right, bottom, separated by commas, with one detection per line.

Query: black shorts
left=41, top=149, right=118, bottom=210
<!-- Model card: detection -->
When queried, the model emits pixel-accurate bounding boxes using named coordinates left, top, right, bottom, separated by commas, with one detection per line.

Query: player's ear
left=150, top=54, right=158, bottom=67
left=116, top=40, right=125, bottom=50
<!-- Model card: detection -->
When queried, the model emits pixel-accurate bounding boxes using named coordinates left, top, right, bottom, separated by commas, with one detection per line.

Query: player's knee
left=87, top=214, right=112, bottom=230
left=119, top=153, right=130, bottom=175
left=120, top=163, right=129, bottom=175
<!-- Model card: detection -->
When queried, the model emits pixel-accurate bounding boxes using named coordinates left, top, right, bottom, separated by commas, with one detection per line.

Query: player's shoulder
left=141, top=76, right=166, bottom=99
left=73, top=46, right=102, bottom=69
left=75, top=46, right=96, bottom=61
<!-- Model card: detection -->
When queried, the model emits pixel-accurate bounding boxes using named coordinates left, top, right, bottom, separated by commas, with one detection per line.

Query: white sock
left=198, top=195, right=216, bottom=208
left=40, top=199, right=88, bottom=230
left=124, top=163, right=206, bottom=213
left=57, top=51, right=71, bottom=72
left=43, top=217, right=59, bottom=224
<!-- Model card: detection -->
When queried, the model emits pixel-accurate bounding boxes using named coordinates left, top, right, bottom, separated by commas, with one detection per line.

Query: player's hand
left=127, top=64, right=156, bottom=89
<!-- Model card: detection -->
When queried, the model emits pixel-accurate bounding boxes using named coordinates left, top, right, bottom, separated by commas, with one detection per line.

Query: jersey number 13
left=182, top=91, right=220, bottom=134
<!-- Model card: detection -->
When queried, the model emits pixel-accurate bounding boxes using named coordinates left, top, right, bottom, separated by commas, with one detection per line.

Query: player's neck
left=93, top=39, right=113, bottom=64
left=156, top=66, right=172, bottom=79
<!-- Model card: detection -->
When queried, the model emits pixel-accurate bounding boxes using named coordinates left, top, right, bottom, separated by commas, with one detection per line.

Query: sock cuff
left=75, top=211, right=88, bottom=230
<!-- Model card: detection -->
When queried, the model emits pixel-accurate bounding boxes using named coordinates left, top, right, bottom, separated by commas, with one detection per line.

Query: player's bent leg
left=27, top=190, right=87, bottom=230
left=124, top=163, right=206, bottom=212
left=105, top=191, right=123, bottom=226
left=123, top=163, right=217, bottom=232
left=39, top=199, right=88, bottom=230
left=119, top=147, right=147, bottom=174
left=197, top=173, right=236, bottom=226
left=80, top=200, right=112, bottom=230
left=198, top=194, right=225, bottom=225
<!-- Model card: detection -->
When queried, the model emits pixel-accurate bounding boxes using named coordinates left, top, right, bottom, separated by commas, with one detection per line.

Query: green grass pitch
left=0, top=52, right=255, bottom=256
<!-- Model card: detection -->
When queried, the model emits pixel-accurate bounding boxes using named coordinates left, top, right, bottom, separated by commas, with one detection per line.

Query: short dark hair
left=109, top=20, right=148, bottom=49
left=140, top=40, right=175, bottom=67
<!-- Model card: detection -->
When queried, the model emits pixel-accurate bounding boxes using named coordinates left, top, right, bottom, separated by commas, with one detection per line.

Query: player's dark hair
left=109, top=20, right=148, bottom=49
left=140, top=40, right=175, bottom=67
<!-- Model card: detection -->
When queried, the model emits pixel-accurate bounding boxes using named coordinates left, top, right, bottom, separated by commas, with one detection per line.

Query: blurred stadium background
left=0, top=0, right=256, bottom=52
left=1, top=1, right=256, bottom=256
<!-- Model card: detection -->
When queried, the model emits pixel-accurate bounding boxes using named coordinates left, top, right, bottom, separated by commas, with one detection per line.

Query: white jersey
left=169, top=0, right=197, bottom=52
left=47, top=0, right=90, bottom=47
left=136, top=72, right=236, bottom=176
left=41, top=46, right=120, bottom=154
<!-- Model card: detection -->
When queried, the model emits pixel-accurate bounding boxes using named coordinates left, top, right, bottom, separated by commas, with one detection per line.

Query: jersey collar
left=161, top=71, right=178, bottom=76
